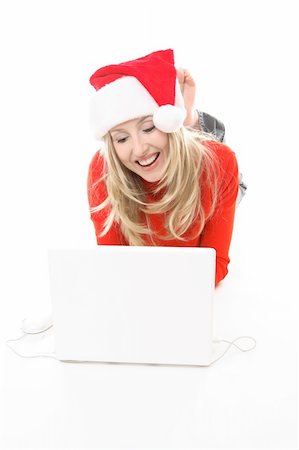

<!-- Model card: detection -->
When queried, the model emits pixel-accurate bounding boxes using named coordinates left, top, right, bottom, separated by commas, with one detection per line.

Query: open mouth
left=136, top=152, right=160, bottom=167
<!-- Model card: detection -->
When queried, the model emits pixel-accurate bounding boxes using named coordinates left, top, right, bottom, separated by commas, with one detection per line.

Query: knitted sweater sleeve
left=87, top=150, right=127, bottom=245
left=199, top=142, right=239, bottom=285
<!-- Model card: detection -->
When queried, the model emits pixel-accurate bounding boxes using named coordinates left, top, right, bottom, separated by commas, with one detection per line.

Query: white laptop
left=47, top=246, right=216, bottom=366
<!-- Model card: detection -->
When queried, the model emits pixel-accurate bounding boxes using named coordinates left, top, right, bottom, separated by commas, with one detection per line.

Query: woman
left=87, top=49, right=241, bottom=286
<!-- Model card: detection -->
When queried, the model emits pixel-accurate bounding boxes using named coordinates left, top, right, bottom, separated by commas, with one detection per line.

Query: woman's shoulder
left=204, top=139, right=236, bottom=160
left=87, top=149, right=107, bottom=206
left=203, top=139, right=238, bottom=175
left=88, top=149, right=105, bottom=179
left=203, top=140, right=239, bottom=207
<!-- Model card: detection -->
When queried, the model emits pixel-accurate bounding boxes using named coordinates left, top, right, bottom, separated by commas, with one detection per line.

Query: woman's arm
left=176, top=68, right=226, bottom=141
left=200, top=142, right=239, bottom=285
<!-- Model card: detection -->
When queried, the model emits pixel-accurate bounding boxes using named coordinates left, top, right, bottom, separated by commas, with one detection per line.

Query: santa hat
left=89, top=49, right=186, bottom=140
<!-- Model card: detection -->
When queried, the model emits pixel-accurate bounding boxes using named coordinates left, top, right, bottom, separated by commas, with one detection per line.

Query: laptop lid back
left=48, top=246, right=215, bottom=366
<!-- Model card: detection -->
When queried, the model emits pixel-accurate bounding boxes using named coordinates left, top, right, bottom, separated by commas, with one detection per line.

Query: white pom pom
left=153, top=105, right=186, bottom=133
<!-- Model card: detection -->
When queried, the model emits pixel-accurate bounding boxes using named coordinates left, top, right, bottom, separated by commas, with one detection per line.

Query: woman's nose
left=132, top=135, right=148, bottom=157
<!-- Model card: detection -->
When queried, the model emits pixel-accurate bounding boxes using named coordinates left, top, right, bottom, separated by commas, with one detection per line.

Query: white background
left=0, top=1, right=298, bottom=449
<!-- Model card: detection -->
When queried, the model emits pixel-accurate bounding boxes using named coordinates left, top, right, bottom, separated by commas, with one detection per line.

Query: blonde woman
left=87, top=49, right=241, bottom=286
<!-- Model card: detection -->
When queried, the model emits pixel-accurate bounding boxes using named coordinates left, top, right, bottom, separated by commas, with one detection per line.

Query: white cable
left=210, top=336, right=256, bottom=365
left=6, top=333, right=57, bottom=359
left=6, top=328, right=256, bottom=364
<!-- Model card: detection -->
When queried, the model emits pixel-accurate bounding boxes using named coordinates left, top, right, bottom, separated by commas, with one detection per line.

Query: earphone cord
left=5, top=333, right=57, bottom=359
left=6, top=332, right=256, bottom=364
left=211, top=336, right=256, bottom=365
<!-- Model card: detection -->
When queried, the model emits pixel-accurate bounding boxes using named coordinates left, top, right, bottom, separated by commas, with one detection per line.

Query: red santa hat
left=89, top=49, right=186, bottom=140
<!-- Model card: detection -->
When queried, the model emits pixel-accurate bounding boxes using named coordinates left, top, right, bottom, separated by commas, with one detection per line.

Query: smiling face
left=109, top=116, right=169, bottom=182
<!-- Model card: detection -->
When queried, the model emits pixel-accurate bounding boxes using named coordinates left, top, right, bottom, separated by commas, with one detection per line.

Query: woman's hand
left=176, top=67, right=198, bottom=128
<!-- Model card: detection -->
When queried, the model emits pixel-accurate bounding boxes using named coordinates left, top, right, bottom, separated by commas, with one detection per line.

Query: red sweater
left=87, top=141, right=239, bottom=285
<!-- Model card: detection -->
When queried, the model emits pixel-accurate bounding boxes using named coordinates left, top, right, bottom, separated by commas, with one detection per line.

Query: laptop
left=47, top=246, right=216, bottom=366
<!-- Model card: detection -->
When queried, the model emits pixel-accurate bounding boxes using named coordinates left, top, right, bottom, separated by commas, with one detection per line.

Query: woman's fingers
left=176, top=67, right=196, bottom=94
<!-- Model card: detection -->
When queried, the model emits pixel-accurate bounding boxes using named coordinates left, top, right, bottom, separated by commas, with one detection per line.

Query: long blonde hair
left=90, top=127, right=220, bottom=245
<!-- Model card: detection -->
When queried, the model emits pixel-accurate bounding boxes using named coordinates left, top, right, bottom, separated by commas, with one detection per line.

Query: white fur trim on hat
left=90, top=77, right=186, bottom=140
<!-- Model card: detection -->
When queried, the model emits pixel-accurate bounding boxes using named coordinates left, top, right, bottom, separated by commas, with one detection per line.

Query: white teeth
left=138, top=153, right=158, bottom=167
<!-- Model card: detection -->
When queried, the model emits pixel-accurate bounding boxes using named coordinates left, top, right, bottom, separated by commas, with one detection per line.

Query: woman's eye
left=143, top=125, right=155, bottom=133
left=116, top=137, right=128, bottom=144
left=115, top=125, right=155, bottom=143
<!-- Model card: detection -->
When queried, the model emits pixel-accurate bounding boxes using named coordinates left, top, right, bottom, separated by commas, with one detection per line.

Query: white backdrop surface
left=0, top=1, right=298, bottom=449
